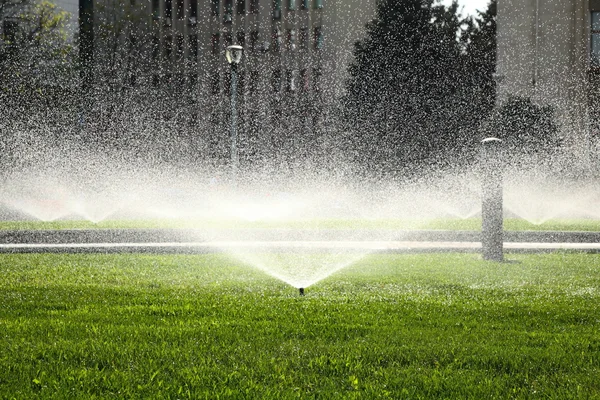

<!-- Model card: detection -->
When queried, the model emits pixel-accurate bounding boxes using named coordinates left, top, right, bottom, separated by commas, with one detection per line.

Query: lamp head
left=226, top=45, right=243, bottom=65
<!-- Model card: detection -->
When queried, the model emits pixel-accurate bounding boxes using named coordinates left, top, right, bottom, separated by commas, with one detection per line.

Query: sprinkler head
left=299, top=287, right=305, bottom=296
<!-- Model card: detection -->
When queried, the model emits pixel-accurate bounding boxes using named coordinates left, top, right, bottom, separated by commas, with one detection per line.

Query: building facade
left=497, top=0, right=600, bottom=167
left=148, top=0, right=376, bottom=162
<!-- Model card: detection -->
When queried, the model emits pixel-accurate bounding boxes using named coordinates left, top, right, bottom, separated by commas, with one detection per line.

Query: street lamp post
left=225, top=45, right=243, bottom=179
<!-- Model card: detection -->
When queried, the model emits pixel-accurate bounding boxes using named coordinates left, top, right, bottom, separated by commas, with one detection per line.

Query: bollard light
left=481, top=137, right=504, bottom=261
left=226, top=44, right=243, bottom=180
left=225, top=45, right=243, bottom=65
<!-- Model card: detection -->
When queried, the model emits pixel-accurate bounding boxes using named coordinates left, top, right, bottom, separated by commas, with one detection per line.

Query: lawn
left=0, top=253, right=599, bottom=398
left=0, top=217, right=599, bottom=231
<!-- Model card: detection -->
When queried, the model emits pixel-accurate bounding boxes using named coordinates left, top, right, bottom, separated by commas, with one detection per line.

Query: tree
left=343, top=0, right=475, bottom=174
left=482, top=96, right=560, bottom=167
left=461, top=0, right=497, bottom=133
left=0, top=0, right=75, bottom=101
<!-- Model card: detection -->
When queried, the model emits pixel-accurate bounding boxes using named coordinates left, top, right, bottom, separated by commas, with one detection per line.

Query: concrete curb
left=0, top=228, right=599, bottom=244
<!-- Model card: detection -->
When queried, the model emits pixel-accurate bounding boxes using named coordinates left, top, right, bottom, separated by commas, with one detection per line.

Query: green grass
left=0, top=217, right=599, bottom=231
left=1, top=253, right=599, bottom=398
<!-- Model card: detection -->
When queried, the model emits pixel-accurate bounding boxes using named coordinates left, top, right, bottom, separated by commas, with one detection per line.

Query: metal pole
left=79, top=0, right=93, bottom=126
left=230, top=64, right=239, bottom=179
left=481, top=137, right=504, bottom=261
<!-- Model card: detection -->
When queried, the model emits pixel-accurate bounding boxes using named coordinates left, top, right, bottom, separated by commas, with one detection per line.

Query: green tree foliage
left=343, top=0, right=497, bottom=174
left=0, top=0, right=75, bottom=101
left=462, top=0, right=497, bottom=127
left=482, top=96, right=559, bottom=159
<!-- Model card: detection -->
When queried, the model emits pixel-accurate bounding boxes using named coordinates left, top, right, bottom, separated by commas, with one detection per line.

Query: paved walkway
left=0, top=240, right=599, bottom=253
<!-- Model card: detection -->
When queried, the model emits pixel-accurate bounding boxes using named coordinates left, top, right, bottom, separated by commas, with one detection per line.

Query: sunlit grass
left=1, top=253, right=599, bottom=397
left=0, top=217, right=599, bottom=231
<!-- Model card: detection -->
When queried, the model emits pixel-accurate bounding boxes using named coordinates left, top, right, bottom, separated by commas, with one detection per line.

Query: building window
left=313, top=26, right=323, bottom=49
left=177, top=0, right=184, bottom=19
left=211, top=0, right=219, bottom=16
left=165, top=0, right=172, bottom=18
left=250, top=0, right=259, bottom=13
left=151, top=0, right=159, bottom=19
left=211, top=72, right=221, bottom=94
left=271, top=69, right=282, bottom=92
left=165, top=35, right=173, bottom=60
left=236, top=31, right=246, bottom=47
left=224, top=31, right=233, bottom=47
left=286, top=29, right=296, bottom=50
left=151, top=35, right=159, bottom=60
left=224, top=0, right=233, bottom=23
left=300, top=68, right=309, bottom=91
left=287, top=0, right=296, bottom=11
left=250, top=30, right=259, bottom=51
left=237, top=0, right=245, bottom=14
left=299, top=27, right=308, bottom=49
left=286, top=69, right=297, bottom=91
left=312, top=67, right=321, bottom=91
left=189, top=34, right=198, bottom=60
left=249, top=70, right=259, bottom=93
left=190, top=0, right=198, bottom=19
left=313, top=0, right=322, bottom=9
left=176, top=34, right=184, bottom=59
left=592, top=12, right=600, bottom=65
left=272, top=27, right=282, bottom=51
left=212, top=33, right=220, bottom=54
left=301, top=0, right=309, bottom=9
left=189, top=73, right=198, bottom=88
left=273, top=0, right=282, bottom=20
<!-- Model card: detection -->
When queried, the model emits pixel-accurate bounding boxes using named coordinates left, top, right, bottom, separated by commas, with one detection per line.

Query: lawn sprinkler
left=299, top=287, right=305, bottom=296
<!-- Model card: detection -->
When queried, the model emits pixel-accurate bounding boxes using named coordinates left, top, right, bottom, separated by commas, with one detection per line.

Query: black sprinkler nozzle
left=299, top=287, right=305, bottom=296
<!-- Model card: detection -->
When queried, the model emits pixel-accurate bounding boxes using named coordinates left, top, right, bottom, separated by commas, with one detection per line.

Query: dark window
left=151, top=35, right=159, bottom=60
left=301, top=0, right=309, bottom=9
left=313, top=0, right=322, bottom=8
left=271, top=69, right=282, bottom=92
left=236, top=0, right=245, bottom=14
left=176, top=34, right=184, bottom=58
left=313, top=26, right=323, bottom=49
left=189, top=73, right=198, bottom=89
left=250, top=30, right=259, bottom=51
left=177, top=0, right=184, bottom=19
left=273, top=0, right=281, bottom=20
left=190, top=0, right=197, bottom=18
left=224, top=0, right=233, bottom=23
left=224, top=32, right=233, bottom=47
left=165, top=0, right=172, bottom=18
left=189, top=34, right=198, bottom=60
left=236, top=31, right=246, bottom=47
left=249, top=70, right=259, bottom=93
left=287, top=0, right=296, bottom=10
left=250, top=0, right=259, bottom=13
left=299, top=27, right=308, bottom=49
left=286, top=70, right=296, bottom=91
left=212, top=33, right=220, bottom=54
left=300, top=68, right=309, bottom=91
left=593, top=12, right=600, bottom=65
left=165, top=35, right=173, bottom=60
left=211, top=0, right=219, bottom=16
left=272, top=28, right=282, bottom=51
left=211, top=72, right=220, bottom=94
left=151, top=0, right=160, bottom=19
left=286, top=29, right=296, bottom=50
left=152, top=74, right=160, bottom=87
left=312, top=67, right=321, bottom=91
